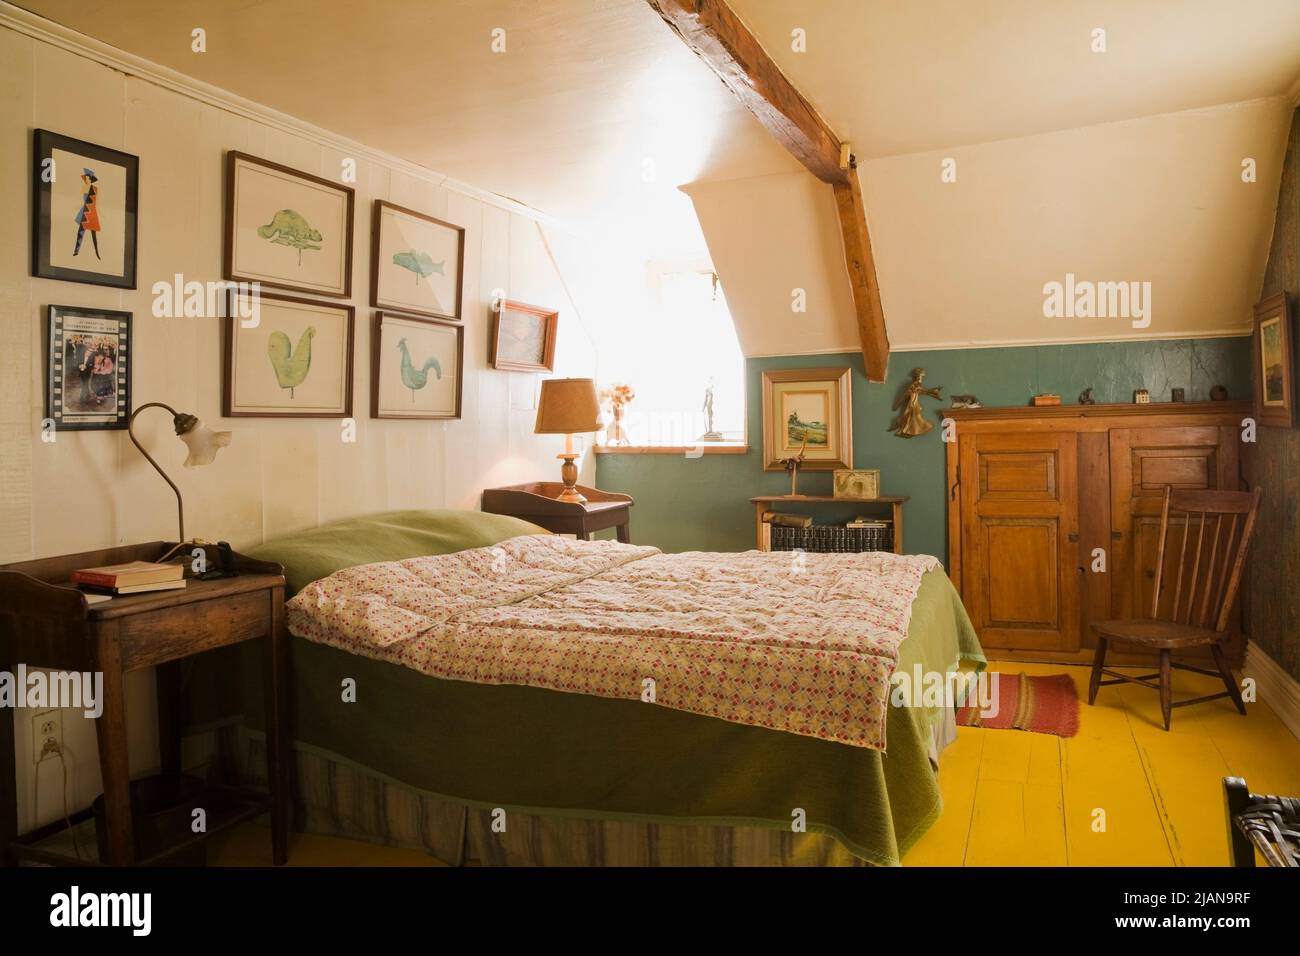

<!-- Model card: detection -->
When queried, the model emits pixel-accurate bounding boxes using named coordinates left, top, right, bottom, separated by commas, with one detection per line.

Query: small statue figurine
left=781, top=438, right=807, bottom=496
left=889, top=368, right=943, bottom=438
left=697, top=379, right=724, bottom=442
left=1078, top=387, right=1096, bottom=405
left=950, top=393, right=982, bottom=409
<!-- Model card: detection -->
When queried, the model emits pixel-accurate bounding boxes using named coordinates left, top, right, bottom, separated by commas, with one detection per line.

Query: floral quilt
left=285, top=534, right=940, bottom=750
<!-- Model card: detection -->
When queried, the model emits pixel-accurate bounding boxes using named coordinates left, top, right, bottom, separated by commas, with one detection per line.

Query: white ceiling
left=15, top=0, right=1300, bottom=350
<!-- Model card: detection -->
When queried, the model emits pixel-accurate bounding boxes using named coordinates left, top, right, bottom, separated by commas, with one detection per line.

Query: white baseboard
left=1243, top=642, right=1300, bottom=742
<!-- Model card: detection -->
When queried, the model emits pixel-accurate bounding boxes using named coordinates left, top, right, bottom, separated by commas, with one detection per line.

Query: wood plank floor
left=209, top=659, right=1300, bottom=867
left=904, top=660, right=1300, bottom=867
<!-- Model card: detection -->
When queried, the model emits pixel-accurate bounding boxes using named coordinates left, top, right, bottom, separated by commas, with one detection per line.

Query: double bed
left=193, top=509, right=983, bottom=866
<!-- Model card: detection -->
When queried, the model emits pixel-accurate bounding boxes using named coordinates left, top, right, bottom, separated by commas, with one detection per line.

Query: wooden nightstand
left=0, top=542, right=290, bottom=866
left=482, top=482, right=634, bottom=542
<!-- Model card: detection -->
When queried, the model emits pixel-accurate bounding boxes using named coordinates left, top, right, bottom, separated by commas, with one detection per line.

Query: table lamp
left=128, top=401, right=232, bottom=554
left=534, top=378, right=603, bottom=504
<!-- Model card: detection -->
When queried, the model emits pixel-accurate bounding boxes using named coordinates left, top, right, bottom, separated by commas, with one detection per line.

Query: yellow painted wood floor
left=208, top=661, right=1300, bottom=867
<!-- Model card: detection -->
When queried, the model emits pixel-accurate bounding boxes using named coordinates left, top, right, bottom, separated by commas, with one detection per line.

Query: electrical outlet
left=32, top=709, right=62, bottom=764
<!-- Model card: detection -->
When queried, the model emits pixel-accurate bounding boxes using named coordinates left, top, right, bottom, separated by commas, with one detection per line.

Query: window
left=599, top=268, right=745, bottom=446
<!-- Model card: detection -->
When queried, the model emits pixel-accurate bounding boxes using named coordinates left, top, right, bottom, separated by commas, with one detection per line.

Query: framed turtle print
left=1253, top=292, right=1294, bottom=428
left=32, top=130, right=139, bottom=289
left=224, top=289, right=354, bottom=418
left=490, top=299, right=558, bottom=372
left=224, top=151, right=354, bottom=298
left=370, top=200, right=465, bottom=320
left=45, top=305, right=131, bottom=431
left=371, top=312, right=463, bottom=419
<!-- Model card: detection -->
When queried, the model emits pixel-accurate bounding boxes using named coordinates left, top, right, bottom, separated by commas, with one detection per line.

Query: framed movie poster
left=46, top=305, right=131, bottom=431
left=32, top=130, right=139, bottom=289
left=371, top=312, right=463, bottom=419
left=1253, top=292, right=1294, bottom=428
left=370, top=200, right=464, bottom=320
left=225, top=152, right=354, bottom=298
left=224, top=289, right=354, bottom=418
left=490, top=300, right=558, bottom=372
left=760, top=367, right=853, bottom=471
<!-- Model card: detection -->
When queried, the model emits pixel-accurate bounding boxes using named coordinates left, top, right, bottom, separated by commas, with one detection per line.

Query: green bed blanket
left=216, top=509, right=984, bottom=866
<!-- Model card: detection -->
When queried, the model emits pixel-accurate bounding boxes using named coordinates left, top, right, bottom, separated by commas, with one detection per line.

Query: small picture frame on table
left=490, top=300, right=558, bottom=372
left=46, top=305, right=131, bottom=431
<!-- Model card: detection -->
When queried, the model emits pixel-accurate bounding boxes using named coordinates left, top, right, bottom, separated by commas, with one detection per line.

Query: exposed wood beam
left=646, top=0, right=890, bottom=380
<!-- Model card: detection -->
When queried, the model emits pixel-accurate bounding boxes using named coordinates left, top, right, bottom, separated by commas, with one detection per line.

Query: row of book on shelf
left=764, top=512, right=895, bottom=553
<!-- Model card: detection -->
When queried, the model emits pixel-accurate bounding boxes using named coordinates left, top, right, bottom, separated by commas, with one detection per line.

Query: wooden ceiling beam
left=646, top=0, right=890, bottom=380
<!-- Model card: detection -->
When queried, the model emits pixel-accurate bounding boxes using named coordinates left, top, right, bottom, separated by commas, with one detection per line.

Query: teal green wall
left=598, top=337, right=1250, bottom=560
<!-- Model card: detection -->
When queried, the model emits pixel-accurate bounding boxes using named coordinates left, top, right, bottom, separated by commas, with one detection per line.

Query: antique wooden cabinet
left=942, top=401, right=1251, bottom=664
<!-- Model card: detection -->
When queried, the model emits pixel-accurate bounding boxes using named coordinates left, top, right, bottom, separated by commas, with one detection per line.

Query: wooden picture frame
left=223, top=290, right=355, bottom=418
left=1253, top=292, right=1294, bottom=428
left=371, top=312, right=464, bottom=420
left=370, top=200, right=465, bottom=321
left=32, top=130, right=139, bottom=289
left=490, top=300, right=558, bottom=372
left=224, top=151, right=354, bottom=299
left=761, top=367, right=852, bottom=471
left=833, top=468, right=880, bottom=498
left=45, top=305, right=131, bottom=431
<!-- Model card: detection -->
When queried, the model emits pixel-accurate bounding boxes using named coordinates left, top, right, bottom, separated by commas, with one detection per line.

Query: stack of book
left=72, top=560, right=186, bottom=596
left=769, top=519, right=894, bottom=554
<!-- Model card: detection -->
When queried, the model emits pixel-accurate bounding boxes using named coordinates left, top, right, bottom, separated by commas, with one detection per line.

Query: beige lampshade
left=535, top=378, right=603, bottom=434
left=179, top=419, right=232, bottom=467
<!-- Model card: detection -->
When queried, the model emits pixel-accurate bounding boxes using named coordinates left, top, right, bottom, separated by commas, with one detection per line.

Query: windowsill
left=593, top=444, right=749, bottom=455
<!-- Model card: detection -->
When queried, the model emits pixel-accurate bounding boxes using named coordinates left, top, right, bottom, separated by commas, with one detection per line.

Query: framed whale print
left=32, top=130, right=139, bottom=289
left=224, top=152, right=354, bottom=298
left=224, top=289, right=354, bottom=418
left=370, top=200, right=465, bottom=321
left=371, top=312, right=463, bottom=420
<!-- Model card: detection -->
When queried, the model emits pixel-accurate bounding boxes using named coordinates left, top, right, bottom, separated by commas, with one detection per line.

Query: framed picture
left=761, top=367, right=852, bottom=471
left=223, top=290, right=354, bottom=418
left=833, top=468, right=880, bottom=498
left=490, top=300, right=558, bottom=372
left=224, top=151, right=354, bottom=298
left=32, top=130, right=139, bottom=289
left=371, top=200, right=465, bottom=320
left=371, top=312, right=463, bottom=419
left=1253, top=292, right=1294, bottom=428
left=45, top=305, right=131, bottom=431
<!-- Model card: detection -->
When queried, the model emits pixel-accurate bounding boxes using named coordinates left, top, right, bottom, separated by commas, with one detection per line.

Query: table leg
left=93, top=625, right=135, bottom=865
left=264, top=589, right=290, bottom=866
left=0, top=661, right=16, bottom=866
left=616, top=521, right=630, bottom=544
left=155, top=660, right=182, bottom=775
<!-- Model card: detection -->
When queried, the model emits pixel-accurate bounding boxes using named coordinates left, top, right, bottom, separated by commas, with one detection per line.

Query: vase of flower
left=600, top=383, right=635, bottom=446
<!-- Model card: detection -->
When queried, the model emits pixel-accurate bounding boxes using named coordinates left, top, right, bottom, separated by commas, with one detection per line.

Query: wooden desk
left=482, top=482, right=634, bottom=542
left=0, top=542, right=289, bottom=866
left=750, top=495, right=908, bottom=553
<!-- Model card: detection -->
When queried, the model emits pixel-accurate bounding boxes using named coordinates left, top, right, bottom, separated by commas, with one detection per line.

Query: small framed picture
left=490, top=300, right=558, bottom=372
left=223, top=290, right=354, bottom=418
left=371, top=313, right=463, bottom=419
left=1253, top=292, right=1293, bottom=428
left=32, top=130, right=139, bottom=289
left=371, top=200, right=465, bottom=320
left=46, top=305, right=131, bottom=431
left=833, top=468, right=880, bottom=499
left=761, top=367, right=853, bottom=471
left=224, top=151, right=354, bottom=298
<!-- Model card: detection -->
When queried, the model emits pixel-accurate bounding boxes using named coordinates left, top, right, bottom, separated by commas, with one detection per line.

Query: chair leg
left=1211, top=643, right=1247, bottom=716
left=1088, top=637, right=1107, bottom=705
left=1159, top=649, right=1172, bottom=731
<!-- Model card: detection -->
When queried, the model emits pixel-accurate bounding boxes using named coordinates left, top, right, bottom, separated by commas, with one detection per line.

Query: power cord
left=34, top=739, right=83, bottom=861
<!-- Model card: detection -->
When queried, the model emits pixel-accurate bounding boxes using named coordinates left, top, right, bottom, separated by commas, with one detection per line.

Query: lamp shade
left=179, top=420, right=232, bottom=467
left=535, top=378, right=603, bottom=434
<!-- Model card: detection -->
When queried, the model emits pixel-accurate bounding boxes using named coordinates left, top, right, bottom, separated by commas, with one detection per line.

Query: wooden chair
left=1224, top=776, right=1300, bottom=867
left=1087, top=485, right=1262, bottom=730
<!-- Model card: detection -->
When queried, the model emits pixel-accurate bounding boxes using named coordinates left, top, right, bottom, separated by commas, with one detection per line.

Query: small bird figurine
left=396, top=337, right=442, bottom=401
left=950, top=393, right=982, bottom=409
left=1078, top=387, right=1096, bottom=405
left=266, top=327, right=315, bottom=398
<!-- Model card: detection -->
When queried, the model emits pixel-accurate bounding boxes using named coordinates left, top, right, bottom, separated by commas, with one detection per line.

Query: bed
left=191, top=509, right=984, bottom=866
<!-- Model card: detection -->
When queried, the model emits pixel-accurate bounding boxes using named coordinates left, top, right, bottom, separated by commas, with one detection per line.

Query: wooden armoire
left=943, top=401, right=1251, bottom=665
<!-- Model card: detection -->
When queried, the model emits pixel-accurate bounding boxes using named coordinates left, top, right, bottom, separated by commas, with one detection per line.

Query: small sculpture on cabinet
left=889, top=368, right=943, bottom=438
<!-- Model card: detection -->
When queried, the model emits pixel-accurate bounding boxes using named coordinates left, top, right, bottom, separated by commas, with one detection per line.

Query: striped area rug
left=957, top=672, right=1079, bottom=737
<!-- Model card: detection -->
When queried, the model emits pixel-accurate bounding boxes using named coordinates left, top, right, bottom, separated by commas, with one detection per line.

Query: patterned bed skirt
left=188, top=711, right=955, bottom=867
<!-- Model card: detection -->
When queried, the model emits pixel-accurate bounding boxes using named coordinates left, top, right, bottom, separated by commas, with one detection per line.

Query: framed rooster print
left=371, top=200, right=465, bottom=321
left=32, top=130, right=139, bottom=289
left=371, top=313, right=463, bottom=419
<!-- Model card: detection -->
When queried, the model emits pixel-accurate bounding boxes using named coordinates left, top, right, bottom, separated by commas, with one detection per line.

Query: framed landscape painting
left=761, top=367, right=852, bottom=471
left=490, top=299, right=558, bottom=372
left=45, top=305, right=131, bottom=431
left=371, top=200, right=464, bottom=320
left=32, top=130, right=138, bottom=289
left=1253, top=292, right=1294, bottom=428
left=224, top=290, right=354, bottom=418
left=224, top=152, right=354, bottom=298
left=371, top=313, right=463, bottom=419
